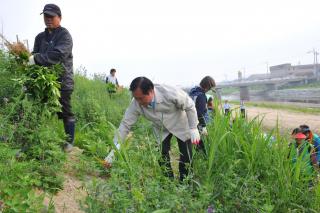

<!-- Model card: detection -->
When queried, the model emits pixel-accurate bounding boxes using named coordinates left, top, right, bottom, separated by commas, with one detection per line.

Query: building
left=270, top=63, right=316, bottom=78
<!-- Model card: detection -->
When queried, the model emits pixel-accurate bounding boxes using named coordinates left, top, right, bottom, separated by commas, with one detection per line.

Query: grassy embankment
left=0, top=49, right=129, bottom=212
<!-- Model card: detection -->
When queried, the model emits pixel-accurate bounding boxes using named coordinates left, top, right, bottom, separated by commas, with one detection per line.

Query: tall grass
left=72, top=74, right=130, bottom=161
left=191, top=101, right=317, bottom=211
left=83, top=97, right=320, bottom=212
left=0, top=49, right=68, bottom=211
left=73, top=74, right=130, bottom=126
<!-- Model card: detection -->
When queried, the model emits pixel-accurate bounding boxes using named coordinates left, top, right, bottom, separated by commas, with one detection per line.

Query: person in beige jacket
left=105, top=76, right=200, bottom=181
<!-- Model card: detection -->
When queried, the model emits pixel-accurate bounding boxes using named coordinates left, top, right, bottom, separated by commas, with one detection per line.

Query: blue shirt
left=147, top=96, right=156, bottom=109
left=313, top=133, right=320, bottom=163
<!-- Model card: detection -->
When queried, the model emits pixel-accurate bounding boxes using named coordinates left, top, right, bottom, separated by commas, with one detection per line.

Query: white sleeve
left=116, top=99, right=140, bottom=141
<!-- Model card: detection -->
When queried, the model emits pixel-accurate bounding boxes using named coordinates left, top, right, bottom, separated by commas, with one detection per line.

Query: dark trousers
left=196, top=139, right=207, bottom=155
left=240, top=109, right=246, bottom=118
left=57, top=90, right=75, bottom=121
left=57, top=90, right=75, bottom=144
left=159, top=134, right=192, bottom=181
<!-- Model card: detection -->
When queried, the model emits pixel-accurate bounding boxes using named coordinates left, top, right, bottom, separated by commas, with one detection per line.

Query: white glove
left=113, top=136, right=121, bottom=150
left=104, top=149, right=115, bottom=164
left=190, top=128, right=200, bottom=145
left=201, top=127, right=208, bottom=136
left=103, top=137, right=120, bottom=167
left=28, top=55, right=35, bottom=65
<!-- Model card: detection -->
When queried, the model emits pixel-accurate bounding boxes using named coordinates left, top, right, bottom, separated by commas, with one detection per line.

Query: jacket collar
left=45, top=26, right=61, bottom=35
left=154, top=85, right=164, bottom=104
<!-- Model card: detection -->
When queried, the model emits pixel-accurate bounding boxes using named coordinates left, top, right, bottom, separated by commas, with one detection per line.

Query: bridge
left=217, top=76, right=316, bottom=100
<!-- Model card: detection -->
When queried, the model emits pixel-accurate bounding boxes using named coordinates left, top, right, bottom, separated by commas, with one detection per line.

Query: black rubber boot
left=63, top=118, right=75, bottom=152
left=64, top=118, right=75, bottom=144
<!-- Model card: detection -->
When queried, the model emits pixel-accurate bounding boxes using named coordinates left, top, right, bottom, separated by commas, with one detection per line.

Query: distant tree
left=75, top=65, right=87, bottom=77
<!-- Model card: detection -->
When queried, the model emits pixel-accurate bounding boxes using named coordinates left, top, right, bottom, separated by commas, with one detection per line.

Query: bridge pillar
left=214, top=88, right=222, bottom=100
left=240, top=86, right=250, bottom=101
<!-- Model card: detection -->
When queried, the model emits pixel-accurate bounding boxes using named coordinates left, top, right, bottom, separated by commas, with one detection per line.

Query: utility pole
left=23, top=39, right=29, bottom=52
left=307, top=48, right=319, bottom=80
left=266, top=62, right=269, bottom=74
left=316, top=50, right=319, bottom=81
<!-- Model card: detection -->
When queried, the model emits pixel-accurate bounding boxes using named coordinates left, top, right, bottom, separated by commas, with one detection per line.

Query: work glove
left=200, top=127, right=208, bottom=136
left=104, top=149, right=115, bottom=168
left=103, top=137, right=120, bottom=168
left=27, top=55, right=35, bottom=65
left=190, top=128, right=201, bottom=145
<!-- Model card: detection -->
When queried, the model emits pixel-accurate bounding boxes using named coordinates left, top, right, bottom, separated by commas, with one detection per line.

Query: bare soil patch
left=42, top=147, right=87, bottom=213
left=246, top=106, right=320, bottom=134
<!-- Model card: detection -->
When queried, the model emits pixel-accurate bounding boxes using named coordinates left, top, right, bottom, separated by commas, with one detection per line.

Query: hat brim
left=41, top=11, right=59, bottom=16
left=295, top=133, right=306, bottom=139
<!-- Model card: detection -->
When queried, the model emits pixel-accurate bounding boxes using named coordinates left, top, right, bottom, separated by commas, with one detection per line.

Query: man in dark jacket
left=29, top=4, right=75, bottom=152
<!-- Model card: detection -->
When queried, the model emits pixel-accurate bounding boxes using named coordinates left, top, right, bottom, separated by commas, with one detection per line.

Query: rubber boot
left=63, top=118, right=75, bottom=152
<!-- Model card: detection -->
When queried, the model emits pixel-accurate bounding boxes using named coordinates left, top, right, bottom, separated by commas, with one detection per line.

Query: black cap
left=41, top=4, right=61, bottom=17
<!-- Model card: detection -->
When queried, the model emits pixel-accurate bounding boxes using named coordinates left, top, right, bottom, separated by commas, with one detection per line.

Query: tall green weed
left=0, top=49, right=66, bottom=211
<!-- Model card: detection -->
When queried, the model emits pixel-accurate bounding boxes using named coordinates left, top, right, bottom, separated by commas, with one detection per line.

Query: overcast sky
left=2, top=0, right=320, bottom=86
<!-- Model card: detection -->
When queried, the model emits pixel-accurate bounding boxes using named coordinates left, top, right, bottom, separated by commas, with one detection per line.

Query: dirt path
left=45, top=174, right=86, bottom=213
left=43, top=147, right=87, bottom=213
left=245, top=106, right=320, bottom=133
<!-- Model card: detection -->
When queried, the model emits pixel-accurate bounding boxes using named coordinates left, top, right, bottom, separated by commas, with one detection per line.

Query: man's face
left=44, top=14, right=61, bottom=30
left=111, top=72, right=116, bottom=77
left=132, top=87, right=154, bottom=107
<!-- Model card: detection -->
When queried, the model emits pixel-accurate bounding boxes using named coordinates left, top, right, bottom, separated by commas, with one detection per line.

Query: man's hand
left=200, top=127, right=208, bottom=136
left=103, top=149, right=115, bottom=168
left=103, top=137, right=121, bottom=168
left=28, top=55, right=35, bottom=65
left=190, top=128, right=200, bottom=145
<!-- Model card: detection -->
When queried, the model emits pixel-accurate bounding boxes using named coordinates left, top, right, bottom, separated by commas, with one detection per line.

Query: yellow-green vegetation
left=1, top=49, right=320, bottom=212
